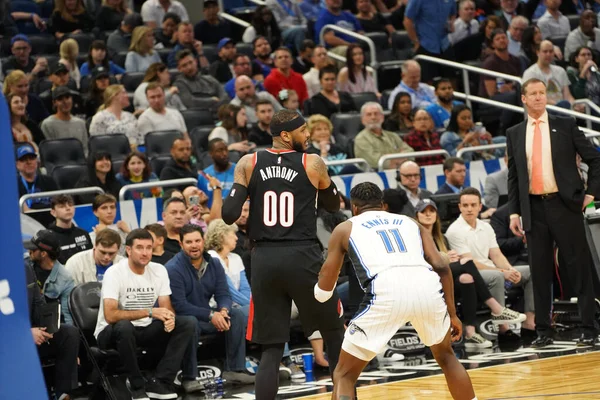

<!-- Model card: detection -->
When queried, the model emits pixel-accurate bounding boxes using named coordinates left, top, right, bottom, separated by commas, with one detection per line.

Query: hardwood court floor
left=299, top=352, right=600, bottom=400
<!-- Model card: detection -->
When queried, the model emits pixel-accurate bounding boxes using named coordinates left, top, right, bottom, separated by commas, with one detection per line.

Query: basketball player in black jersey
left=223, top=110, right=345, bottom=399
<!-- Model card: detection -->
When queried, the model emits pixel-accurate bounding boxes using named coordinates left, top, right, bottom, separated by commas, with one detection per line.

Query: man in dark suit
left=507, top=77, right=600, bottom=347
left=396, top=160, right=433, bottom=217
left=436, top=157, right=467, bottom=195
left=490, top=204, right=528, bottom=266
left=497, top=0, right=540, bottom=30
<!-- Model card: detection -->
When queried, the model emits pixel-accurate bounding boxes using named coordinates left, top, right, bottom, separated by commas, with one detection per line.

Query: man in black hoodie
left=159, top=138, right=197, bottom=191
left=48, top=194, right=93, bottom=264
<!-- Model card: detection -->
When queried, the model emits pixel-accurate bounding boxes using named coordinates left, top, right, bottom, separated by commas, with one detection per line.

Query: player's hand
left=509, top=215, right=524, bottom=237
left=32, top=327, right=53, bottom=345
left=210, top=312, right=230, bottom=331
left=450, top=316, right=462, bottom=342
left=152, top=307, right=174, bottom=322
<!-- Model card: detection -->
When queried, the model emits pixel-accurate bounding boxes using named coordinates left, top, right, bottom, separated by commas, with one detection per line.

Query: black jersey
left=248, top=149, right=317, bottom=242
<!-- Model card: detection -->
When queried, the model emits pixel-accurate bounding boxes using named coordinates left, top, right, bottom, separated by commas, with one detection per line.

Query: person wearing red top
left=264, top=47, right=309, bottom=107
left=404, top=109, right=445, bottom=166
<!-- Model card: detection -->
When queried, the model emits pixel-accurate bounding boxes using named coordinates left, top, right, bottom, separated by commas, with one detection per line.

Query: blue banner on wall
left=0, top=95, right=48, bottom=397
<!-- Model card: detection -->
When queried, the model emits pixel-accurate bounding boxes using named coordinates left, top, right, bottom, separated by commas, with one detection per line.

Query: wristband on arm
left=319, top=181, right=341, bottom=212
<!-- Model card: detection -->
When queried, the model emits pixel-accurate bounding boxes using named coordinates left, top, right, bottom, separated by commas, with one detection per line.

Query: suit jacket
left=506, top=113, right=600, bottom=231
left=484, top=168, right=508, bottom=208
left=499, top=0, right=541, bottom=30
left=400, top=187, right=434, bottom=217
left=435, top=182, right=459, bottom=195
left=490, top=204, right=528, bottom=265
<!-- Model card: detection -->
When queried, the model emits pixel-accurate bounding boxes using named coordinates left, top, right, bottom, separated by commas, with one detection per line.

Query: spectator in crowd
left=519, top=25, right=542, bottom=69
left=303, top=45, right=330, bottom=98
left=403, top=0, right=456, bottom=82
left=292, top=39, right=315, bottom=75
left=356, top=0, right=394, bottom=37
left=266, top=0, right=307, bottom=53
left=134, top=62, right=186, bottom=111
left=65, top=228, right=123, bottom=284
left=48, top=0, right=95, bottom=40
left=137, top=83, right=189, bottom=138
left=7, top=2, right=40, bottom=36
left=435, top=157, right=467, bottom=194
left=59, top=38, right=81, bottom=89
left=404, top=109, right=445, bottom=166
left=174, top=49, right=229, bottom=109
left=242, top=6, right=282, bottom=50
left=308, top=65, right=356, bottom=118
left=354, top=102, right=414, bottom=169
left=48, top=195, right=93, bottom=264
left=125, top=26, right=162, bottom=72
left=166, top=224, right=255, bottom=386
left=479, top=15, right=502, bottom=60
left=25, top=258, right=79, bottom=400
left=141, top=0, right=189, bottom=29
left=39, top=63, right=81, bottom=115
left=155, top=12, right=181, bottom=48
left=337, top=43, right=378, bottom=95
left=145, top=223, right=176, bottom=265
left=209, top=38, right=237, bottom=83
left=181, top=185, right=219, bottom=228
left=167, top=22, right=209, bottom=68
left=90, top=194, right=130, bottom=255
left=16, top=143, right=58, bottom=210
left=441, top=104, right=504, bottom=160
left=194, top=0, right=231, bottom=44
left=315, top=0, right=362, bottom=60
left=278, top=89, right=300, bottom=112
left=230, top=76, right=281, bottom=124
left=252, top=36, right=274, bottom=78
left=248, top=100, right=275, bottom=146
left=299, top=0, right=323, bottom=22
left=95, top=229, right=198, bottom=399
left=199, top=138, right=235, bottom=201
left=9, top=94, right=44, bottom=148
left=209, top=104, right=252, bottom=154
left=306, top=114, right=349, bottom=175
left=81, top=40, right=126, bottom=76
left=159, top=138, right=197, bottom=185
left=497, top=0, right=540, bottom=30
left=448, top=0, right=479, bottom=46
left=522, top=40, right=576, bottom=108
left=383, top=91, right=413, bottom=134
left=232, top=200, right=250, bottom=264
left=90, top=84, right=141, bottom=148
left=4, top=70, right=49, bottom=124
left=265, top=47, right=309, bottom=108
left=537, top=0, right=570, bottom=39
left=425, top=78, right=463, bottom=131
left=396, top=160, right=432, bottom=217
left=490, top=204, right=529, bottom=266
left=2, top=34, right=48, bottom=81
left=75, top=152, right=123, bottom=203
left=506, top=16, right=529, bottom=57
left=567, top=46, right=598, bottom=100
left=484, top=155, right=508, bottom=208
left=416, top=199, right=525, bottom=348
left=96, top=0, right=131, bottom=32
left=162, top=197, right=188, bottom=254
left=41, top=86, right=88, bottom=155
left=224, top=55, right=266, bottom=99
left=388, top=60, right=436, bottom=110
left=565, top=10, right=600, bottom=60
left=84, top=66, right=111, bottom=118
left=116, top=151, right=161, bottom=200
left=107, top=12, right=144, bottom=56
left=446, top=188, right=535, bottom=339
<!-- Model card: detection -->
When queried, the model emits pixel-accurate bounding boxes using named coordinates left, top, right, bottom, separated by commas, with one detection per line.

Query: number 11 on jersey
left=376, top=229, right=407, bottom=253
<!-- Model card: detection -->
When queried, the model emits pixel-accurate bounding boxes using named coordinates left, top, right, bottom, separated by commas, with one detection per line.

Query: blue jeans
left=182, top=307, right=247, bottom=380
left=283, top=27, right=306, bottom=53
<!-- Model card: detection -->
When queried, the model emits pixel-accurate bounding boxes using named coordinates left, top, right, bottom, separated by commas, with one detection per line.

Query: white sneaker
left=491, top=307, right=526, bottom=325
left=464, top=333, right=493, bottom=349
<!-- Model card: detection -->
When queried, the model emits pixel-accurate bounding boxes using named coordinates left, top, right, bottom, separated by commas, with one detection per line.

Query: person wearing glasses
left=396, top=160, right=433, bottom=217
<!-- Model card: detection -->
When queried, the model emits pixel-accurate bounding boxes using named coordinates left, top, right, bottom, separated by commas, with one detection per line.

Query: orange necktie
left=531, top=120, right=544, bottom=194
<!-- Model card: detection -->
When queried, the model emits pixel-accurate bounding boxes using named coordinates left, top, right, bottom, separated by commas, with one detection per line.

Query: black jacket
left=208, top=58, right=233, bottom=83
left=159, top=158, right=197, bottom=191
left=47, top=221, right=93, bottom=264
left=74, top=173, right=122, bottom=204
left=26, top=259, right=45, bottom=326
left=489, top=204, right=528, bottom=265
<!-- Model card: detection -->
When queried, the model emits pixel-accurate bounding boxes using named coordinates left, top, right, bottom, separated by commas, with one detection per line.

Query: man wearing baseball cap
left=25, top=229, right=75, bottom=325
left=2, top=34, right=48, bottom=79
left=39, top=63, right=78, bottom=113
left=41, top=86, right=88, bottom=155
left=208, top=37, right=236, bottom=83
left=16, top=143, right=59, bottom=211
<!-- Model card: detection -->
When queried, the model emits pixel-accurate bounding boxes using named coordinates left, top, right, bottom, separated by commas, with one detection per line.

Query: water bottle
left=496, top=78, right=505, bottom=92
left=474, top=122, right=486, bottom=137
left=202, top=377, right=224, bottom=398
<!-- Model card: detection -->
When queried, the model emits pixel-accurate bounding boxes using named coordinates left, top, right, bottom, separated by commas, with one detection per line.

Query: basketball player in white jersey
left=315, top=182, right=477, bottom=400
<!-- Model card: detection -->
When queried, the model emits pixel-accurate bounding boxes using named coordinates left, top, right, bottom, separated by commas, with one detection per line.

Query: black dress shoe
left=531, top=335, right=554, bottom=348
left=520, top=328, right=537, bottom=344
left=577, top=333, right=598, bottom=346
left=498, top=329, right=520, bottom=342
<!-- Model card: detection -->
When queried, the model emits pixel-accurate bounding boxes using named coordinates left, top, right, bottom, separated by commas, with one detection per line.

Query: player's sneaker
left=281, top=356, right=306, bottom=380
left=464, top=333, right=493, bottom=349
left=491, top=307, right=526, bottom=325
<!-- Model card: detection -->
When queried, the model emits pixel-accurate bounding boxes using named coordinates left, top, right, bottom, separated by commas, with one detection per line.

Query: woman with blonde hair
left=49, top=0, right=94, bottom=39
left=306, top=114, right=348, bottom=175
left=133, top=62, right=185, bottom=111
left=89, top=84, right=141, bottom=149
left=59, top=38, right=81, bottom=88
left=125, top=26, right=161, bottom=73
left=4, top=70, right=49, bottom=124
left=96, top=0, right=131, bottom=31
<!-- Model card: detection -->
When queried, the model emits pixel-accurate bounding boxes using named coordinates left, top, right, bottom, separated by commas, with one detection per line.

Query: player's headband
left=270, top=114, right=306, bottom=137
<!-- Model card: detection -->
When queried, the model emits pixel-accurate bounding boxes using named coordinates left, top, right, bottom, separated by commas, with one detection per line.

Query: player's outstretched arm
left=315, top=220, right=352, bottom=303
left=222, top=154, right=253, bottom=225
left=307, top=154, right=340, bottom=213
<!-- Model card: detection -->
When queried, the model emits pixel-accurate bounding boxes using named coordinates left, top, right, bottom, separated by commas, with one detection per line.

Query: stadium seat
left=349, top=92, right=379, bottom=110
left=549, top=36, right=568, bottom=57
left=52, top=164, right=88, bottom=190
left=113, top=51, right=127, bottom=68
left=181, top=109, right=215, bottom=130
left=381, top=89, right=393, bottom=111
left=149, top=155, right=172, bottom=177
left=377, top=61, right=403, bottom=92
left=39, top=138, right=86, bottom=174
left=157, top=48, right=171, bottom=64
left=568, top=14, right=579, bottom=31
left=169, top=69, right=181, bottom=83
left=77, top=53, right=87, bottom=67
left=121, top=72, right=146, bottom=93
left=145, top=130, right=183, bottom=158
left=391, top=31, right=413, bottom=61
left=112, top=158, right=124, bottom=174
left=190, top=125, right=213, bottom=155
left=331, top=113, right=363, bottom=141
left=235, top=42, right=253, bottom=59
left=66, top=32, right=95, bottom=54
left=203, top=45, right=218, bottom=64
left=28, top=35, right=59, bottom=56
left=364, top=32, right=394, bottom=62
left=88, top=134, right=131, bottom=161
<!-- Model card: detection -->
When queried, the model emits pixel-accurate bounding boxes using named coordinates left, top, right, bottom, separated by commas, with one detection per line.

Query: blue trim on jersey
left=349, top=237, right=373, bottom=280
left=352, top=279, right=375, bottom=322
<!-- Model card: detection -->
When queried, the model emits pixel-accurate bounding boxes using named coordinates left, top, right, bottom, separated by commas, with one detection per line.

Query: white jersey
left=348, top=211, right=430, bottom=289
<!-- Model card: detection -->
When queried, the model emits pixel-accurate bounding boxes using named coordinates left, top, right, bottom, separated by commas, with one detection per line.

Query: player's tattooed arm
left=233, top=154, right=252, bottom=186
left=309, top=154, right=332, bottom=189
